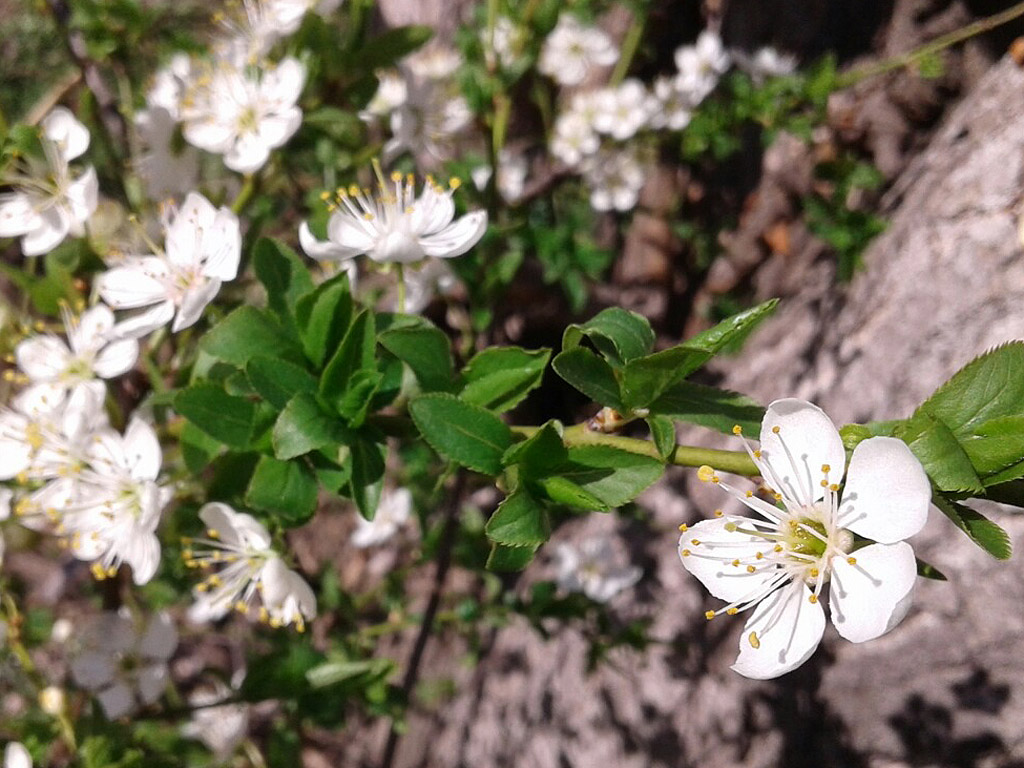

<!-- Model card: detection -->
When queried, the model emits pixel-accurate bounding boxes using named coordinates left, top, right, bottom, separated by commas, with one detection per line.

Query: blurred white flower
left=404, top=44, right=462, bottom=81
left=135, top=106, right=200, bottom=202
left=38, top=686, right=66, bottom=716
left=70, top=610, right=177, bottom=719
left=300, top=171, right=487, bottom=265
left=732, top=46, right=797, bottom=84
left=674, top=30, right=730, bottom=103
left=146, top=54, right=194, bottom=120
left=401, top=259, right=459, bottom=314
left=181, top=57, right=305, bottom=174
left=0, top=107, right=98, bottom=257
left=471, top=148, right=528, bottom=203
left=97, top=192, right=241, bottom=338
left=538, top=14, right=618, bottom=87
left=583, top=148, right=645, bottom=212
left=592, top=79, right=653, bottom=141
left=551, top=91, right=601, bottom=167
left=13, top=304, right=137, bottom=416
left=360, top=69, right=408, bottom=121
left=482, top=15, right=525, bottom=70
left=649, top=74, right=693, bottom=131
left=554, top=538, right=642, bottom=602
left=3, top=743, right=30, bottom=768
left=351, top=487, right=412, bottom=548
left=185, top=502, right=317, bottom=631
left=182, top=680, right=249, bottom=759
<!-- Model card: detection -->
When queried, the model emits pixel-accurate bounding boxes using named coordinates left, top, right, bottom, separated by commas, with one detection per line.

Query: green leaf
left=502, top=421, right=567, bottom=473
left=174, top=383, right=256, bottom=449
left=334, top=369, right=382, bottom=428
left=461, top=346, right=551, bottom=413
left=649, top=382, right=765, bottom=436
left=677, top=299, right=779, bottom=373
left=646, top=415, right=677, bottom=459
left=319, top=310, right=376, bottom=407
left=897, top=413, right=984, bottom=494
left=932, top=494, right=1011, bottom=560
left=306, top=657, right=394, bottom=689
left=348, top=435, right=386, bottom=520
left=200, top=306, right=301, bottom=367
left=620, top=346, right=705, bottom=411
left=409, top=393, right=512, bottom=475
left=252, top=237, right=315, bottom=321
left=379, top=321, right=455, bottom=393
left=273, top=393, right=346, bottom=460
left=353, top=25, right=433, bottom=70
left=562, top=307, right=654, bottom=366
left=551, top=347, right=624, bottom=411
left=961, top=415, right=1024, bottom=479
left=246, top=357, right=318, bottom=410
left=180, top=421, right=225, bottom=475
left=560, top=445, right=664, bottom=507
left=533, top=476, right=609, bottom=511
left=241, top=643, right=321, bottom=700
left=486, top=542, right=540, bottom=572
left=485, top=489, right=551, bottom=546
left=916, top=557, right=947, bottom=581
left=917, top=342, right=1024, bottom=435
left=295, top=271, right=354, bottom=368
left=245, top=455, right=319, bottom=526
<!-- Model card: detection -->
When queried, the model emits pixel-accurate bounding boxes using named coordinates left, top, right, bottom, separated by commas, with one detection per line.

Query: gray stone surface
left=366, top=57, right=1024, bottom=768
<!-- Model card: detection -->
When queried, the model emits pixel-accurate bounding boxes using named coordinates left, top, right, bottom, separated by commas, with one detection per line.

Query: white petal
left=71, top=305, right=115, bottom=355
left=830, top=541, right=917, bottom=643
left=42, top=106, right=90, bottom=161
left=123, top=418, right=161, bottom=481
left=0, top=194, right=42, bottom=237
left=224, top=134, right=271, bottom=175
left=263, top=58, right=306, bottom=105
left=409, top=188, right=455, bottom=235
left=678, top=518, right=777, bottom=602
left=97, top=683, right=136, bottom=719
left=66, top=166, right=99, bottom=225
left=838, top=436, right=931, bottom=543
left=299, top=221, right=361, bottom=261
left=93, top=338, right=139, bottom=378
left=138, top=612, right=178, bottom=661
left=260, top=557, right=317, bottom=624
left=136, top=663, right=168, bottom=706
left=731, top=581, right=826, bottom=680
left=327, top=213, right=376, bottom=253
left=372, top=231, right=423, bottom=264
left=113, top=301, right=176, bottom=339
left=165, top=192, right=217, bottom=267
left=16, top=336, right=70, bottom=381
left=418, top=210, right=488, bottom=259
left=183, top=120, right=236, bottom=154
left=0, top=487, right=11, bottom=521
left=22, top=207, right=70, bottom=256
left=4, top=742, right=31, bottom=768
left=172, top=278, right=221, bottom=332
left=199, top=502, right=272, bottom=551
left=759, top=398, right=846, bottom=507
left=97, top=260, right=170, bottom=309
left=125, top=529, right=162, bottom=585
left=199, top=209, right=242, bottom=280
left=71, top=650, right=117, bottom=690
left=255, top=110, right=301, bottom=150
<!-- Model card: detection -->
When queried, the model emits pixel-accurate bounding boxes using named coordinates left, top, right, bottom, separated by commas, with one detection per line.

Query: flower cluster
left=679, top=399, right=930, bottom=679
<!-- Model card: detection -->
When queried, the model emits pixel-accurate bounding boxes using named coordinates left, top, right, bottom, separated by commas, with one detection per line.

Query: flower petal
left=16, top=335, right=69, bottom=381
left=172, top=278, right=221, bottom=332
left=678, top=517, right=778, bottom=603
left=326, top=213, right=376, bottom=253
left=838, top=436, right=931, bottom=543
left=138, top=612, right=178, bottom=661
left=113, top=301, right=176, bottom=339
left=829, top=541, right=917, bottom=643
left=418, top=210, right=488, bottom=259
left=22, top=207, right=70, bottom=256
left=97, top=259, right=170, bottom=309
left=42, top=106, right=90, bottom=161
left=731, top=581, right=825, bottom=680
left=0, top=194, right=41, bottom=237
left=136, top=663, right=169, bottom=706
left=70, top=305, right=115, bottom=355
left=4, top=743, right=31, bottom=768
left=199, top=502, right=272, bottom=552
left=299, top=221, right=361, bottom=261
left=67, top=166, right=99, bottom=226
left=759, top=398, right=846, bottom=507
left=93, top=337, right=139, bottom=378
left=97, top=683, right=136, bottom=719
left=122, top=418, right=162, bottom=481
left=71, top=650, right=117, bottom=690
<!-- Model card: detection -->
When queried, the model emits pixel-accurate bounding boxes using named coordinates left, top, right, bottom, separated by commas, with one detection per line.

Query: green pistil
left=787, top=518, right=828, bottom=557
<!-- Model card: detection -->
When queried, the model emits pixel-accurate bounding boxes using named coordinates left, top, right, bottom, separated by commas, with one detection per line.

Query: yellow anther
left=690, top=539, right=700, bottom=546
left=390, top=171, right=403, bottom=182
left=821, top=464, right=831, bottom=473
left=809, top=568, right=819, bottom=578
left=319, top=190, right=330, bottom=200
left=726, top=608, right=738, bottom=615
left=348, top=184, right=360, bottom=196
left=809, top=594, right=818, bottom=604
left=705, top=610, right=715, bottom=621
left=748, top=631, right=760, bottom=649
left=678, top=523, right=688, bottom=532
left=772, top=426, right=780, bottom=434
left=724, top=522, right=737, bottom=532
left=206, top=528, right=220, bottom=539
left=755, top=551, right=764, bottom=560
left=714, top=509, right=723, bottom=517
left=754, top=450, right=762, bottom=458
left=732, top=425, right=742, bottom=435
left=829, top=484, right=839, bottom=492
left=697, top=465, right=716, bottom=483
left=681, top=549, right=691, bottom=557
left=774, top=544, right=784, bottom=552
left=235, top=601, right=249, bottom=614
left=746, top=565, right=756, bottom=573
left=731, top=559, right=740, bottom=567
left=745, top=490, right=754, bottom=498
left=847, top=557, right=857, bottom=565
left=448, top=177, right=462, bottom=189
left=820, top=479, right=829, bottom=487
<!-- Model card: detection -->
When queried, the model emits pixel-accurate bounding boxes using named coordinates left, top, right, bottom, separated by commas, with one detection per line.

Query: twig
left=379, top=471, right=466, bottom=768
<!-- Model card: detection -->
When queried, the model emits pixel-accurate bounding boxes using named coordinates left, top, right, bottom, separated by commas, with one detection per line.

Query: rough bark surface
left=368, top=57, right=1024, bottom=768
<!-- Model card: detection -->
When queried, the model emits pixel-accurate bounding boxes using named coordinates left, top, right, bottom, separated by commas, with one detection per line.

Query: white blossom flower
left=674, top=30, right=730, bottom=104
left=135, top=105, right=200, bottom=202
left=351, top=487, right=411, bottom=548
left=0, top=107, right=98, bottom=257
left=401, top=260, right=459, bottom=314
left=3, top=743, right=30, bottom=768
left=70, top=610, right=177, bottom=719
left=97, top=192, right=241, bottom=338
left=679, top=398, right=931, bottom=680
left=359, top=69, right=408, bottom=121
left=482, top=15, right=525, bottom=70
left=300, top=171, right=488, bottom=265
left=554, top=538, right=642, bottom=602
left=582, top=148, right=645, bottom=212
left=538, top=14, right=618, bottom=87
left=14, top=304, right=138, bottom=415
left=181, top=680, right=249, bottom=759
left=551, top=109, right=600, bottom=168
left=591, top=79, right=653, bottom=141
left=732, top=46, right=798, bottom=84
left=648, top=74, right=693, bottom=131
left=181, top=57, right=305, bottom=174
left=471, top=148, right=528, bottom=203
left=184, top=502, right=316, bottom=631
left=60, top=416, right=170, bottom=585
left=146, top=54, right=195, bottom=119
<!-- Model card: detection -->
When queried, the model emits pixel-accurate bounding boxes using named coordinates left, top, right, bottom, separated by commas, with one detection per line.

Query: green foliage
left=409, top=393, right=513, bottom=475
left=460, top=346, right=551, bottom=412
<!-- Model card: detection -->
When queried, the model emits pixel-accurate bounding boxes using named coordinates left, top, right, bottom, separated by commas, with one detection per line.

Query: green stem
left=838, top=0, right=1024, bottom=87
left=609, top=9, right=647, bottom=86
left=230, top=174, right=258, bottom=215
left=396, top=264, right=406, bottom=314
left=511, top=424, right=760, bottom=476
